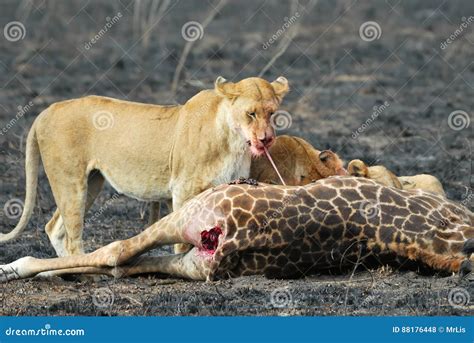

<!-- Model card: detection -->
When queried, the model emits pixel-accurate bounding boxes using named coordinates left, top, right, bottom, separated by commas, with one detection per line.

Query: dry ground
left=0, top=0, right=473, bottom=315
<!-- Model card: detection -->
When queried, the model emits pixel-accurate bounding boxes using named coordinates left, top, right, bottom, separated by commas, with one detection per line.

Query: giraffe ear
left=215, top=76, right=241, bottom=99
left=271, top=76, right=289, bottom=101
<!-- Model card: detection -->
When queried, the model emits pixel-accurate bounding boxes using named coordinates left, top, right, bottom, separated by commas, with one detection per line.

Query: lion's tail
left=0, top=120, right=40, bottom=242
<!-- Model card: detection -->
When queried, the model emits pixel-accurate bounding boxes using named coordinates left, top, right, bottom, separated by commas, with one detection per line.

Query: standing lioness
left=1, top=76, right=289, bottom=256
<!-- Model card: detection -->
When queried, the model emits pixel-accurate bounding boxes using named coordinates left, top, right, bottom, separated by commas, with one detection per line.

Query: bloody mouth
left=247, top=141, right=268, bottom=157
left=200, top=226, right=223, bottom=254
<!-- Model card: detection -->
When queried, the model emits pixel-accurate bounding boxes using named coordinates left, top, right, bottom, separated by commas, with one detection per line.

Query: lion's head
left=347, top=159, right=369, bottom=178
left=250, top=135, right=347, bottom=185
left=290, top=138, right=347, bottom=184
left=215, top=76, right=289, bottom=156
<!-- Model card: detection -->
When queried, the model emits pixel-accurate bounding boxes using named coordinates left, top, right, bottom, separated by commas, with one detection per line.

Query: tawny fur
left=348, top=159, right=446, bottom=196
left=1, top=76, right=290, bottom=257
left=348, top=159, right=402, bottom=188
left=250, top=135, right=347, bottom=185
left=398, top=175, right=446, bottom=197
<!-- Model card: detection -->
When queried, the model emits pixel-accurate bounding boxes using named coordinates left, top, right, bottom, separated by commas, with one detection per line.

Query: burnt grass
left=0, top=1, right=473, bottom=316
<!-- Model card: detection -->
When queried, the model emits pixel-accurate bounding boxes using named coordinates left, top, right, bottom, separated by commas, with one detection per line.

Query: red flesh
left=200, top=226, right=222, bottom=254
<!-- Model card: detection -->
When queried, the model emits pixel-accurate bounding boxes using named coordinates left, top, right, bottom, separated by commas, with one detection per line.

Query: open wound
left=200, top=226, right=222, bottom=254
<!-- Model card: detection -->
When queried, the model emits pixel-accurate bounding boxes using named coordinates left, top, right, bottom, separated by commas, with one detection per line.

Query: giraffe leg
left=28, top=251, right=211, bottom=281
left=172, top=189, right=201, bottom=254
left=118, top=252, right=209, bottom=280
left=0, top=208, right=190, bottom=282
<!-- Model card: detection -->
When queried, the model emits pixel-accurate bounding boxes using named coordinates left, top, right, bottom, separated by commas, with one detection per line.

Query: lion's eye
left=301, top=175, right=306, bottom=180
left=247, top=112, right=256, bottom=118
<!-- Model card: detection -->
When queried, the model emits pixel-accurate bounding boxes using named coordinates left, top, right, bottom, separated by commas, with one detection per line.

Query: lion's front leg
left=147, top=199, right=173, bottom=225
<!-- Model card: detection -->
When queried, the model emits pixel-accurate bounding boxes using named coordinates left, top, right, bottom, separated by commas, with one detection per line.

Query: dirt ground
left=0, top=0, right=473, bottom=316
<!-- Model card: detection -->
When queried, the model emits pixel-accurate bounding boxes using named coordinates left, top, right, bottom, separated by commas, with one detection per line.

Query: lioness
left=1, top=76, right=289, bottom=256
left=347, top=159, right=402, bottom=188
left=398, top=175, right=446, bottom=197
left=249, top=135, right=347, bottom=185
left=348, top=159, right=446, bottom=196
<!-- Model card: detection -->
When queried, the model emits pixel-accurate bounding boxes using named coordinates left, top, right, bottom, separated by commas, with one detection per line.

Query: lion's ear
left=271, top=76, right=289, bottom=101
left=319, top=150, right=330, bottom=162
left=215, top=76, right=241, bottom=99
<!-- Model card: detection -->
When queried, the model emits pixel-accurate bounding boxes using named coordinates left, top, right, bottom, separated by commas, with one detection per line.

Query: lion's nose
left=260, top=136, right=274, bottom=147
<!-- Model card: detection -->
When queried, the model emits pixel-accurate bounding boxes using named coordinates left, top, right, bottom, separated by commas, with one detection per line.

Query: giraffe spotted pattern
left=183, top=177, right=474, bottom=280
left=1, top=177, right=472, bottom=282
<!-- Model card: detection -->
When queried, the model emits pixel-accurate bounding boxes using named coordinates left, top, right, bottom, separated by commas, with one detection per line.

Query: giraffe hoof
left=0, top=256, right=35, bottom=282
left=0, top=265, right=20, bottom=283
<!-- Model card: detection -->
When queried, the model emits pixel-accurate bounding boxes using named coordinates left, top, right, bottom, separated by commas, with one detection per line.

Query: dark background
left=0, top=0, right=472, bottom=315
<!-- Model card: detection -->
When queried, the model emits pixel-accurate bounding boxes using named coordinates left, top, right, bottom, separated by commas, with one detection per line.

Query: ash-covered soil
left=0, top=0, right=473, bottom=315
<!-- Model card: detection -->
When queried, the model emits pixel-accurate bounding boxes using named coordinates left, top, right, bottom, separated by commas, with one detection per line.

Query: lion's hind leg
left=45, top=171, right=105, bottom=257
